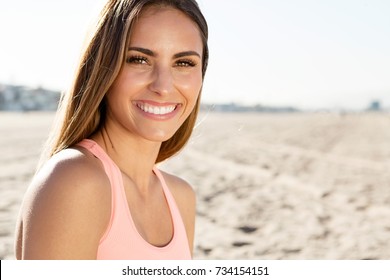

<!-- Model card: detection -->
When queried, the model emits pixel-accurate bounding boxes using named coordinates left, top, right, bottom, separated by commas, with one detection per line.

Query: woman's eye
left=126, top=56, right=148, bottom=65
left=176, top=59, right=196, bottom=67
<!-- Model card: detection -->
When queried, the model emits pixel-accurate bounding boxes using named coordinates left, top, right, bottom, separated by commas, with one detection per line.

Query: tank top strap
left=153, top=167, right=182, bottom=221
left=153, top=166, right=189, bottom=248
left=77, top=139, right=111, bottom=167
left=76, top=139, right=120, bottom=179
left=76, top=138, right=131, bottom=243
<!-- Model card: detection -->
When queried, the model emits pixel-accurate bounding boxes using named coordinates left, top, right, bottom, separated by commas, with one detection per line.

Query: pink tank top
left=77, top=139, right=191, bottom=260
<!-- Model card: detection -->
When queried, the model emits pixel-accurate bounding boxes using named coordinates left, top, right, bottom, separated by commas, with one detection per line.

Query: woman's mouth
left=136, top=103, right=177, bottom=115
left=133, top=101, right=181, bottom=120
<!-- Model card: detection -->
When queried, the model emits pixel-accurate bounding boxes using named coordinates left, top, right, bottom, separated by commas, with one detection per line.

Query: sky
left=0, top=0, right=389, bottom=110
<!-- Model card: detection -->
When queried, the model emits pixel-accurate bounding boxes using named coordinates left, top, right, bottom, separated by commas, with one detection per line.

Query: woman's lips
left=136, top=102, right=177, bottom=115
left=133, top=101, right=181, bottom=119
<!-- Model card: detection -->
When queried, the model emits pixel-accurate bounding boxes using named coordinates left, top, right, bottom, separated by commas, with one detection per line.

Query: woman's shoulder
left=33, top=146, right=110, bottom=196
left=159, top=170, right=196, bottom=222
left=159, top=170, right=196, bottom=202
left=19, top=146, right=111, bottom=259
left=28, top=145, right=111, bottom=216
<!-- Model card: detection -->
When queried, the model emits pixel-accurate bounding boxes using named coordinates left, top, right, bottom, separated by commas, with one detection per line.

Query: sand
left=1, top=111, right=390, bottom=259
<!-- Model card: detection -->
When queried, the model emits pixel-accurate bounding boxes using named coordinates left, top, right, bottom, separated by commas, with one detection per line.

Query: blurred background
left=1, top=0, right=389, bottom=111
left=1, top=0, right=390, bottom=259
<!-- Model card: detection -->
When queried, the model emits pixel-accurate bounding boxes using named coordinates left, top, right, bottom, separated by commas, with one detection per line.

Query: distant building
left=200, top=102, right=299, bottom=113
left=367, top=100, right=382, bottom=112
left=0, top=84, right=60, bottom=111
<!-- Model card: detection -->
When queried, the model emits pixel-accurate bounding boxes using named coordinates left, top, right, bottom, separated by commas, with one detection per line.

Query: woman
left=15, top=0, right=208, bottom=260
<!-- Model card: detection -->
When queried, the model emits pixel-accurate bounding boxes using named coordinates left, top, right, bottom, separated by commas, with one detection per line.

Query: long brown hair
left=40, top=0, right=208, bottom=167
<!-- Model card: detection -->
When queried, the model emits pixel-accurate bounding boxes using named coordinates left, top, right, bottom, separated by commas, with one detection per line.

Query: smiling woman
left=106, top=6, right=204, bottom=145
left=14, top=0, right=208, bottom=260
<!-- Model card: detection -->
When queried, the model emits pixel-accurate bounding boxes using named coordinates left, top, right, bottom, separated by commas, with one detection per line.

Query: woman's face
left=105, top=6, right=203, bottom=143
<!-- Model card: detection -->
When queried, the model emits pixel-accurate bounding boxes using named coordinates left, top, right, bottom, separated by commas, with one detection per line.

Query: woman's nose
left=149, top=65, right=174, bottom=96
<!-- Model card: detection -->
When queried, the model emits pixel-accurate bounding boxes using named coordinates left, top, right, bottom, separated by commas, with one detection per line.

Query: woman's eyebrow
left=128, top=47, right=200, bottom=59
left=128, top=47, right=155, bottom=56
left=173, top=51, right=201, bottom=59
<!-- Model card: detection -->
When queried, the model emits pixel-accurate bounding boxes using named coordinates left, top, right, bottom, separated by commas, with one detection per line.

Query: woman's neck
left=92, top=123, right=161, bottom=193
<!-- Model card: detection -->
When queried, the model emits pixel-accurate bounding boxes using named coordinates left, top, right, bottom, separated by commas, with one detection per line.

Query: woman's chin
left=140, top=128, right=177, bottom=143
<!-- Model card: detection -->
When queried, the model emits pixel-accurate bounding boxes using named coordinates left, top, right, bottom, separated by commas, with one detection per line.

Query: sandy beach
left=1, top=111, right=390, bottom=259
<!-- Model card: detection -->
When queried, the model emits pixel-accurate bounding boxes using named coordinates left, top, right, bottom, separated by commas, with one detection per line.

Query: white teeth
left=137, top=103, right=176, bottom=115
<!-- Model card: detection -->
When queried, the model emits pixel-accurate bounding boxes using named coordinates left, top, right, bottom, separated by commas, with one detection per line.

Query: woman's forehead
left=127, top=6, right=203, bottom=54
